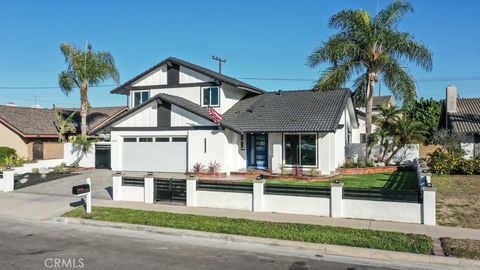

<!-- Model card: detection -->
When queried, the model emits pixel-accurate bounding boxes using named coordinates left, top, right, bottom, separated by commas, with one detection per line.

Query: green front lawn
left=64, top=206, right=433, bottom=254
left=265, top=171, right=418, bottom=190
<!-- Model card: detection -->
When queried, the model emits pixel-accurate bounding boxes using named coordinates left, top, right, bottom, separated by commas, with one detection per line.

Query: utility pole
left=212, top=55, right=226, bottom=81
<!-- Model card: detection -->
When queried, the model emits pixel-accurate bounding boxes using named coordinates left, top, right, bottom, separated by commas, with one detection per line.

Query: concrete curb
left=55, top=217, right=480, bottom=269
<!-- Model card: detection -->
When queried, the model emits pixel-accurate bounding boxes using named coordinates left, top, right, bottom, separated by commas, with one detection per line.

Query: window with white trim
left=132, top=90, right=150, bottom=107
left=284, top=134, right=317, bottom=167
left=201, top=87, right=220, bottom=107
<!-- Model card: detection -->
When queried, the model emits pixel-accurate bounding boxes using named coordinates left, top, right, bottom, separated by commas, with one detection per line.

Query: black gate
left=154, top=178, right=186, bottom=203
left=32, top=142, right=43, bottom=160
left=95, top=144, right=111, bottom=169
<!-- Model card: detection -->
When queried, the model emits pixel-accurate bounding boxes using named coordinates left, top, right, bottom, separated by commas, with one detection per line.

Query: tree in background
left=405, top=98, right=442, bottom=143
left=308, top=0, right=432, bottom=159
left=373, top=104, right=426, bottom=164
left=58, top=42, right=119, bottom=135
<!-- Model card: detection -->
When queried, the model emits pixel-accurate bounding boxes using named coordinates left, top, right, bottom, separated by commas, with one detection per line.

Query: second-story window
left=132, top=90, right=150, bottom=107
left=202, top=87, right=219, bottom=107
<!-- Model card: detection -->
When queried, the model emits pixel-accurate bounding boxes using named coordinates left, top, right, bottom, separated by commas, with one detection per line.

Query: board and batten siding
left=114, top=103, right=157, bottom=128
left=132, top=65, right=167, bottom=87
left=179, top=66, right=213, bottom=84
left=170, top=105, right=213, bottom=127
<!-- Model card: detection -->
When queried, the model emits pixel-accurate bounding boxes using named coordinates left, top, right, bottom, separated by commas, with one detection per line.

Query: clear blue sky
left=0, top=0, right=479, bottom=108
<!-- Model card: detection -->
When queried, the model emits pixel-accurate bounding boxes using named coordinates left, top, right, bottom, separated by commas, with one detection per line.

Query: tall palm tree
left=59, top=42, right=120, bottom=135
left=308, top=0, right=432, bottom=159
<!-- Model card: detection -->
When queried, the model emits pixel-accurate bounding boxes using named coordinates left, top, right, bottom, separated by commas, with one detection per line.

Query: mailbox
left=72, top=184, right=90, bottom=195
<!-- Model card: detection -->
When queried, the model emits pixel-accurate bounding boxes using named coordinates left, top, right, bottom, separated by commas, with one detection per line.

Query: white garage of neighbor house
left=97, top=57, right=359, bottom=175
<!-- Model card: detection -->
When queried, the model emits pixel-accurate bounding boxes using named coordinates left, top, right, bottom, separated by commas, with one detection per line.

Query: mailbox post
left=72, top=178, right=92, bottom=213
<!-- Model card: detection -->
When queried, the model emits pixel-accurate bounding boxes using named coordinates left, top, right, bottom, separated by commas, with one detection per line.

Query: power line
left=0, top=84, right=116, bottom=90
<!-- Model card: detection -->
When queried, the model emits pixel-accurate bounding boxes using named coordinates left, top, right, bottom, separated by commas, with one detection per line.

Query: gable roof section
left=98, top=93, right=241, bottom=131
left=111, top=57, right=264, bottom=95
left=0, top=105, right=127, bottom=138
left=447, top=98, right=480, bottom=133
left=221, top=89, right=354, bottom=133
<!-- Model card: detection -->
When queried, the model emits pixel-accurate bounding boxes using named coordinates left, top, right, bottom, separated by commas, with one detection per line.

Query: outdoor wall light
left=115, top=171, right=121, bottom=175
left=147, top=171, right=153, bottom=176
left=334, top=179, right=340, bottom=184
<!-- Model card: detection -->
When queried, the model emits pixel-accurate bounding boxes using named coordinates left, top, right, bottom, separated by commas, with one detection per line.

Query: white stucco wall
left=461, top=134, right=475, bottom=159
left=195, top=190, right=252, bottom=211
left=346, top=143, right=419, bottom=165
left=63, top=143, right=96, bottom=168
left=263, top=195, right=330, bottom=216
left=342, top=199, right=422, bottom=223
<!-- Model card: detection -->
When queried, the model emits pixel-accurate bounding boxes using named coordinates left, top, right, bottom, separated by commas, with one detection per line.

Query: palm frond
left=374, top=0, right=413, bottom=28
left=313, top=61, right=362, bottom=91
left=308, top=34, right=362, bottom=67
left=381, top=59, right=416, bottom=106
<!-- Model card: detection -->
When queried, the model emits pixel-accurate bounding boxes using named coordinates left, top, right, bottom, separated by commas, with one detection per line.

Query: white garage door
left=122, top=136, right=187, bottom=172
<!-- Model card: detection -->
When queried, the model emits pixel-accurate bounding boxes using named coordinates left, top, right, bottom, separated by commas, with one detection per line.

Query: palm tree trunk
left=365, top=72, right=376, bottom=160
left=80, top=83, right=88, bottom=136
left=385, top=146, right=401, bottom=165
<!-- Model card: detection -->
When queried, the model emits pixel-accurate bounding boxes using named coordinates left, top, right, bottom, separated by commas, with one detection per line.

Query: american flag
left=208, top=107, right=223, bottom=123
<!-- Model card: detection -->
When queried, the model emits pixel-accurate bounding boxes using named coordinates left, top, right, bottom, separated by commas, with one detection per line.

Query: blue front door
left=248, top=134, right=268, bottom=168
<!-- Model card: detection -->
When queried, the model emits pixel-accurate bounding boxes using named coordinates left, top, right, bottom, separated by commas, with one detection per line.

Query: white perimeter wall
left=63, top=143, right=96, bottom=168
left=461, top=134, right=475, bottom=159
left=121, top=186, right=145, bottom=202
left=195, top=190, right=252, bottom=211
left=346, top=143, right=419, bottom=165
left=343, top=199, right=422, bottom=223
left=263, top=195, right=330, bottom=216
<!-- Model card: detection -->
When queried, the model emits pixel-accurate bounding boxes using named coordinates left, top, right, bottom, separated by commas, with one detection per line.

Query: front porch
left=240, top=132, right=342, bottom=176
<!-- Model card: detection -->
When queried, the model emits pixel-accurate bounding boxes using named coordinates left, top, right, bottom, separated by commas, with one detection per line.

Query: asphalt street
left=0, top=217, right=396, bottom=270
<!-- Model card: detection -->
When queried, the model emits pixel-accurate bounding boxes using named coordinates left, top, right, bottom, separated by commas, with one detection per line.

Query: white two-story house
left=96, top=57, right=359, bottom=175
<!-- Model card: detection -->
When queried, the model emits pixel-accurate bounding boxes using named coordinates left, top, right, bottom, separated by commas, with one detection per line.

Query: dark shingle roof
left=0, top=105, right=127, bottom=137
left=447, top=98, right=480, bottom=133
left=221, top=89, right=352, bottom=133
left=111, top=57, right=264, bottom=95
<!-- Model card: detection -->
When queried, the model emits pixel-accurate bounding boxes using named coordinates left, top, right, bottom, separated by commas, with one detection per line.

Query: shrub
left=308, top=167, right=319, bottom=177
left=53, top=162, right=69, bottom=174
left=291, top=165, right=302, bottom=176
left=192, top=162, right=205, bottom=174
left=0, top=147, right=16, bottom=160
left=32, top=168, right=39, bottom=174
left=455, top=159, right=476, bottom=175
left=207, top=161, right=220, bottom=174
left=342, top=159, right=375, bottom=168
left=428, top=149, right=460, bottom=174
left=1, top=155, right=26, bottom=167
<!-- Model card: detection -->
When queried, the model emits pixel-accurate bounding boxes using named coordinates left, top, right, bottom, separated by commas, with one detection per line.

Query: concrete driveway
left=15, top=169, right=113, bottom=200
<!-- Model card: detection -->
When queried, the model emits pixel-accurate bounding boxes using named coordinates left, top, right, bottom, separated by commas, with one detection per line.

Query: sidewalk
left=94, top=198, right=480, bottom=240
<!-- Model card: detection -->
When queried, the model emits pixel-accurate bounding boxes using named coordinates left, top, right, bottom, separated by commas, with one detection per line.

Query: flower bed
left=265, top=173, right=340, bottom=182
left=338, top=166, right=399, bottom=175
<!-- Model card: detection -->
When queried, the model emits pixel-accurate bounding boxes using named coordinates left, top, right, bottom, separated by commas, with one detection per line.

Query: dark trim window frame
left=131, top=90, right=150, bottom=108
left=360, top=133, right=367, bottom=144
left=201, top=86, right=220, bottom=107
left=283, top=133, right=317, bottom=167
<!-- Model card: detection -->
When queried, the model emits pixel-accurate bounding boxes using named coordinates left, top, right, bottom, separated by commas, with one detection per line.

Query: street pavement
left=0, top=217, right=393, bottom=270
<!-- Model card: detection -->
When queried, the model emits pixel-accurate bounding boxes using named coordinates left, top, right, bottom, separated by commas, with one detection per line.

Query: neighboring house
left=442, top=85, right=480, bottom=158
left=0, top=105, right=127, bottom=161
left=99, top=57, right=358, bottom=175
